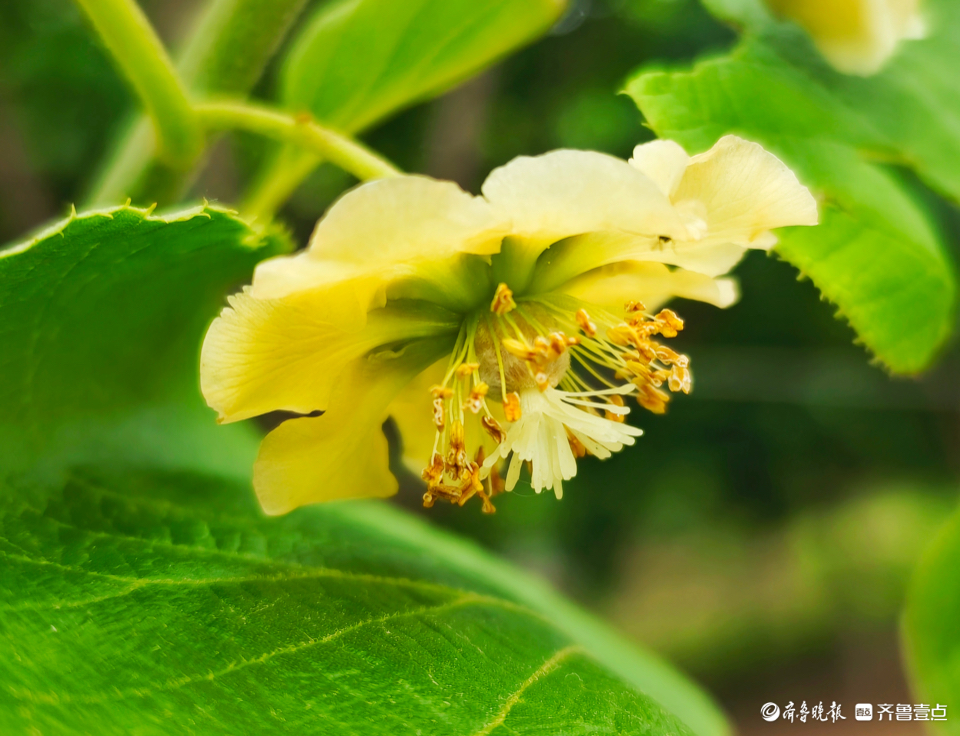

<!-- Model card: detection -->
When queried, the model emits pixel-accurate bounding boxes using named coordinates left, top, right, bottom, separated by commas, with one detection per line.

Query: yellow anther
left=504, top=391, right=522, bottom=422
left=655, top=346, right=681, bottom=365
left=446, top=421, right=469, bottom=478
left=534, top=371, right=550, bottom=392
left=548, top=332, right=573, bottom=359
left=636, top=384, right=670, bottom=414
left=491, top=283, right=516, bottom=315
left=575, top=308, right=597, bottom=337
left=606, top=324, right=636, bottom=347
left=482, top=415, right=506, bottom=444
left=502, top=338, right=536, bottom=361
left=463, top=382, right=489, bottom=413
left=432, top=397, right=445, bottom=429
left=421, top=453, right=444, bottom=486
left=668, top=364, right=692, bottom=394
left=456, top=362, right=479, bottom=377
left=430, top=385, right=454, bottom=399
left=625, top=300, right=646, bottom=313
left=654, top=309, right=684, bottom=337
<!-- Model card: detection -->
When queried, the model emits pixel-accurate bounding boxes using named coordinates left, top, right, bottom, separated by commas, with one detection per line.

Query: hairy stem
left=196, top=102, right=401, bottom=182
left=73, top=0, right=201, bottom=166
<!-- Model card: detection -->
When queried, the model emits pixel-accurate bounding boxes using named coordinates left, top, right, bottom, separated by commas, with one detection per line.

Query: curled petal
left=676, top=135, right=818, bottom=247
left=254, top=339, right=453, bottom=515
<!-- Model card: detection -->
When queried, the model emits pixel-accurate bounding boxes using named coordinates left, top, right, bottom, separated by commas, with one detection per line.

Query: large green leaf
left=623, top=0, right=958, bottom=374
left=0, top=203, right=289, bottom=480
left=244, top=0, right=565, bottom=214
left=903, top=502, right=960, bottom=734
left=0, top=466, right=722, bottom=735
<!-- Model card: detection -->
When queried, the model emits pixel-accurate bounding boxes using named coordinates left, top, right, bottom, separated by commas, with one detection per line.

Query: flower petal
left=201, top=291, right=458, bottom=424
left=253, top=339, right=453, bottom=515
left=560, top=260, right=739, bottom=312
left=482, top=149, right=688, bottom=248
left=531, top=230, right=749, bottom=293
left=629, top=139, right=690, bottom=197
left=311, top=175, right=506, bottom=264
left=767, top=0, right=923, bottom=75
left=252, top=176, right=506, bottom=313
left=675, top=135, right=818, bottom=247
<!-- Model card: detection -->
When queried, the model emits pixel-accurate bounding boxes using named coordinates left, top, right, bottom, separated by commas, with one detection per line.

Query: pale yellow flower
left=201, top=135, right=817, bottom=515
left=767, top=0, right=924, bottom=75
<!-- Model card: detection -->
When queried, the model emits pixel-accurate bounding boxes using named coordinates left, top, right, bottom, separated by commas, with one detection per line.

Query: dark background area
left=2, top=0, right=958, bottom=730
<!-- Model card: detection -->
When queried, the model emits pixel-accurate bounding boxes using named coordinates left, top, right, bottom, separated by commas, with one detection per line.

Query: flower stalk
left=72, top=0, right=202, bottom=167
left=195, top=101, right=401, bottom=183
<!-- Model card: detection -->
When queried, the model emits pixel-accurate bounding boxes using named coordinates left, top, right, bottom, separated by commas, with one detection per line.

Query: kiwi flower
left=766, top=0, right=924, bottom=75
left=201, top=135, right=817, bottom=515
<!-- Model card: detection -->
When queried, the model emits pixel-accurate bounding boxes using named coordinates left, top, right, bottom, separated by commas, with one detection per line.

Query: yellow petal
left=249, top=254, right=384, bottom=332
left=482, top=149, right=688, bottom=249
left=200, top=291, right=458, bottom=424
left=254, top=339, right=452, bottom=515
left=675, top=135, right=819, bottom=247
left=253, top=176, right=506, bottom=313
left=766, top=0, right=923, bottom=75
left=309, top=175, right=506, bottom=263
left=629, top=139, right=690, bottom=197
left=560, top=260, right=739, bottom=313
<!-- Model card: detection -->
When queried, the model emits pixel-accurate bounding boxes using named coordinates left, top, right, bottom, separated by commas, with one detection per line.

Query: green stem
left=195, top=101, right=401, bottom=182
left=73, top=0, right=201, bottom=166
left=85, top=0, right=309, bottom=207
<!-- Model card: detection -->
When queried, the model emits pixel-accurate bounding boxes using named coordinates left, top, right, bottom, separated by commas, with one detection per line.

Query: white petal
left=629, top=139, right=690, bottom=197
left=675, top=135, right=818, bottom=247
left=482, top=149, right=688, bottom=247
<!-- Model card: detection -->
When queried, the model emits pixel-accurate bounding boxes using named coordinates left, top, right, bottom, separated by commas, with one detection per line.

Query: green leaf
left=244, top=0, right=566, bottom=215
left=282, top=0, right=564, bottom=133
left=903, top=502, right=960, bottom=733
left=0, top=204, right=289, bottom=480
left=623, top=0, right=959, bottom=374
left=0, top=467, right=725, bottom=736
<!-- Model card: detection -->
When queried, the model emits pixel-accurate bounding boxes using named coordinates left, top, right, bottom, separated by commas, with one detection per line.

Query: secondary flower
left=201, top=135, right=817, bottom=515
left=766, top=0, right=924, bottom=75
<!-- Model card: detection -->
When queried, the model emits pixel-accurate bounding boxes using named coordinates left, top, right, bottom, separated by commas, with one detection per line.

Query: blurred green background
left=2, top=0, right=958, bottom=729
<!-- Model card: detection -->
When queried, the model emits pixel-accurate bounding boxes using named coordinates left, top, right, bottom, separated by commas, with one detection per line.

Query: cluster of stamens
left=604, top=302, right=692, bottom=414
left=421, top=341, right=507, bottom=513
left=420, top=283, right=692, bottom=512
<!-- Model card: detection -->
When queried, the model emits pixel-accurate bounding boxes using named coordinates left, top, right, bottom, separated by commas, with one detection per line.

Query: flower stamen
left=491, top=283, right=516, bottom=315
